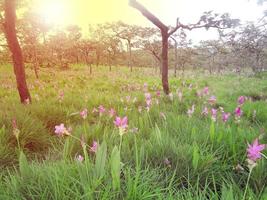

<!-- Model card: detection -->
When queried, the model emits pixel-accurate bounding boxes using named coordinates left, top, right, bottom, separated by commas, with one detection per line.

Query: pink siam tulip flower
left=201, top=107, right=209, bottom=116
left=145, top=93, right=151, bottom=100
left=208, top=96, right=217, bottom=105
left=114, top=116, right=128, bottom=135
left=145, top=93, right=152, bottom=108
left=203, top=87, right=209, bottom=95
left=114, top=117, right=128, bottom=129
left=238, top=96, right=245, bottom=105
left=156, top=90, right=161, bottom=97
left=211, top=108, right=217, bottom=121
left=187, top=105, right=195, bottom=118
left=222, top=112, right=231, bottom=123
left=75, top=154, right=84, bottom=162
left=90, top=141, right=99, bottom=153
left=235, top=106, right=243, bottom=118
left=109, top=108, right=116, bottom=118
left=98, top=105, right=106, bottom=115
left=55, top=123, right=70, bottom=136
left=247, top=138, right=266, bottom=162
left=146, top=99, right=152, bottom=107
left=80, top=108, right=88, bottom=119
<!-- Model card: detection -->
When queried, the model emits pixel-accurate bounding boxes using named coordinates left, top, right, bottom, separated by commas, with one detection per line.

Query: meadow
left=0, top=65, right=267, bottom=200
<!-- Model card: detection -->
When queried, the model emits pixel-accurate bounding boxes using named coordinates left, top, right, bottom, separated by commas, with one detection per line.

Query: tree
left=134, top=27, right=163, bottom=73
left=107, top=21, right=141, bottom=72
left=129, top=0, right=239, bottom=94
left=1, top=0, right=31, bottom=103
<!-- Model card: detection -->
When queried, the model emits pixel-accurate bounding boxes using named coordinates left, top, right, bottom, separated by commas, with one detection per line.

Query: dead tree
left=129, top=0, right=239, bottom=94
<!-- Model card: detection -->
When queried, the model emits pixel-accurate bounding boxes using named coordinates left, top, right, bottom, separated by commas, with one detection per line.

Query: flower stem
left=119, top=135, right=123, bottom=152
left=242, top=169, right=252, bottom=200
left=261, top=153, right=267, bottom=160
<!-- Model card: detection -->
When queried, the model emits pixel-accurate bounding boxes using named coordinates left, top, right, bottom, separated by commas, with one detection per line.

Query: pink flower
left=203, top=87, right=209, bottom=95
left=55, top=123, right=70, bottom=136
left=222, top=112, right=231, bottom=123
left=75, top=154, right=84, bottom=162
left=109, top=108, right=116, bottom=118
left=187, top=105, right=195, bottom=118
left=114, top=116, right=128, bottom=129
left=238, top=96, right=245, bottom=105
left=90, top=141, right=98, bottom=153
left=145, top=93, right=151, bottom=100
left=145, top=93, right=152, bottom=108
left=114, top=116, right=128, bottom=135
left=208, top=96, right=216, bottom=105
left=156, top=90, right=161, bottom=97
left=98, top=105, right=105, bottom=115
left=80, top=108, right=88, bottom=119
left=247, top=138, right=266, bottom=162
left=235, top=107, right=243, bottom=118
left=201, top=107, right=209, bottom=116
left=211, top=108, right=217, bottom=121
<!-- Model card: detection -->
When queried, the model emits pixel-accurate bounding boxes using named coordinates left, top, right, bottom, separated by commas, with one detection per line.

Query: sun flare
left=37, top=0, right=68, bottom=25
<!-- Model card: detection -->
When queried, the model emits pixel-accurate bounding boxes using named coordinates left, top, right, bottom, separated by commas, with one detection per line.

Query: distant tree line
left=0, top=0, right=266, bottom=102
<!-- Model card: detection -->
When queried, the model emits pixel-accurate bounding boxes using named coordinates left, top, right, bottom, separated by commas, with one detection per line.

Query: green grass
left=0, top=64, right=267, bottom=199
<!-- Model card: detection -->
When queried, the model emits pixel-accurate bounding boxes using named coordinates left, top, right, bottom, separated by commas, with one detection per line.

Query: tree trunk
left=3, top=0, right=31, bottom=104
left=161, top=31, right=169, bottom=94
left=128, top=40, right=133, bottom=72
left=33, top=46, right=39, bottom=79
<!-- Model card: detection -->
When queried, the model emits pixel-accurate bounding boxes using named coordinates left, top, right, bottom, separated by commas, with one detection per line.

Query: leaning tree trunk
left=161, top=31, right=169, bottom=94
left=3, top=0, right=31, bottom=103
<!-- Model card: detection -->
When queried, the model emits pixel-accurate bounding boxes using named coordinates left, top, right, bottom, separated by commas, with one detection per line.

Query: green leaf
left=19, top=151, right=30, bottom=178
left=110, top=146, right=121, bottom=190
left=95, top=141, right=107, bottom=180
left=192, top=143, right=200, bottom=171
left=209, top=121, right=215, bottom=142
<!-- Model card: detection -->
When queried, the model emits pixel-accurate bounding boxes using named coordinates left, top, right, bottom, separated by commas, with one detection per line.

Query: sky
left=33, top=0, right=267, bottom=42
